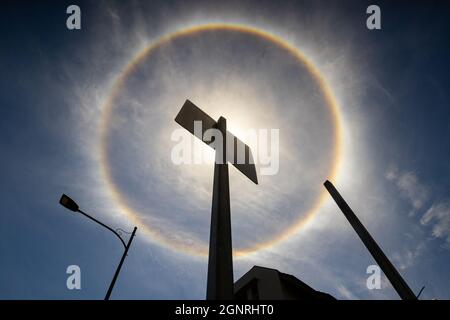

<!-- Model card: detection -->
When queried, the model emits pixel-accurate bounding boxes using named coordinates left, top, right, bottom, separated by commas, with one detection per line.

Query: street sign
left=175, top=100, right=258, bottom=184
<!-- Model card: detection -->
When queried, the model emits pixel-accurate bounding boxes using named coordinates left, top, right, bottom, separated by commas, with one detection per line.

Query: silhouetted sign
left=175, top=100, right=258, bottom=184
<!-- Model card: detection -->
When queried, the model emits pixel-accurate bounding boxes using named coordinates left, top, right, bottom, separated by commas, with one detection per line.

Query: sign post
left=175, top=100, right=258, bottom=300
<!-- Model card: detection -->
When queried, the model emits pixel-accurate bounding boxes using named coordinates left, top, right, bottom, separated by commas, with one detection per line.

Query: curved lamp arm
left=77, top=209, right=127, bottom=249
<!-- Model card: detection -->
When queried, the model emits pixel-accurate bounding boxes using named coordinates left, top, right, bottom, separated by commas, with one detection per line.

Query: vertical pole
left=207, top=117, right=234, bottom=300
left=105, top=227, right=137, bottom=300
left=324, top=180, right=417, bottom=300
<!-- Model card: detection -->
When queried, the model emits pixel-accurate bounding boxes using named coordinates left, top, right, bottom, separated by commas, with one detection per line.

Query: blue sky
left=0, top=0, right=449, bottom=299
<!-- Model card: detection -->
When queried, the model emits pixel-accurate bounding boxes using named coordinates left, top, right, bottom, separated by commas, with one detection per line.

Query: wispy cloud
left=386, top=167, right=450, bottom=249
left=420, top=202, right=450, bottom=247
left=336, top=284, right=358, bottom=300
left=385, top=167, right=429, bottom=216
left=392, top=241, right=427, bottom=270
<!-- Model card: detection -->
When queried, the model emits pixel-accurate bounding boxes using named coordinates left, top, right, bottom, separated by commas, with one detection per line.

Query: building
left=234, top=266, right=335, bottom=300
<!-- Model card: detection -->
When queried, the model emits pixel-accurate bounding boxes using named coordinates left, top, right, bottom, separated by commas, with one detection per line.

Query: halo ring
left=98, top=23, right=344, bottom=257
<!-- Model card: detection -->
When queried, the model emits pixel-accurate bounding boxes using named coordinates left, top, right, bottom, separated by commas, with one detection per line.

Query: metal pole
left=206, top=117, right=234, bottom=300
left=324, top=180, right=417, bottom=300
left=105, top=226, right=137, bottom=300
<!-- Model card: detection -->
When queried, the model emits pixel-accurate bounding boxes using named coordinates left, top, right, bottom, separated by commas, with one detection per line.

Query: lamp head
left=59, top=194, right=79, bottom=212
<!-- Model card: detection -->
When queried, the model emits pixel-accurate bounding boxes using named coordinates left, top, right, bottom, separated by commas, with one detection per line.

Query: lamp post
left=59, top=194, right=137, bottom=300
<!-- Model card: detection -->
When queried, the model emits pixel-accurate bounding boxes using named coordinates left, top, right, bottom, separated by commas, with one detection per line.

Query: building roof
left=234, top=265, right=335, bottom=300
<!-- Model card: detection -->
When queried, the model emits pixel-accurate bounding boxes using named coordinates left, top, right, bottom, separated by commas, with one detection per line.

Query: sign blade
left=175, top=99, right=216, bottom=144
left=175, top=100, right=258, bottom=184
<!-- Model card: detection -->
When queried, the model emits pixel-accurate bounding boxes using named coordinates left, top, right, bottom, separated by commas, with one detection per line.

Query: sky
left=0, top=0, right=449, bottom=300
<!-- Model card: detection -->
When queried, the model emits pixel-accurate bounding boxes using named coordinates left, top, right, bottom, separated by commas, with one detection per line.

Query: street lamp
left=59, top=194, right=137, bottom=300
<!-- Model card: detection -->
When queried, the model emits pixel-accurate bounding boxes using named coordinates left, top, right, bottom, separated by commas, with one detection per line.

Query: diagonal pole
left=206, top=117, right=234, bottom=300
left=324, top=180, right=417, bottom=300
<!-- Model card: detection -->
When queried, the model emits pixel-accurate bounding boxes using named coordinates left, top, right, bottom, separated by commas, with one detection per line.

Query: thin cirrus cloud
left=385, top=167, right=429, bottom=215
left=421, top=202, right=450, bottom=247
left=386, top=167, right=450, bottom=248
